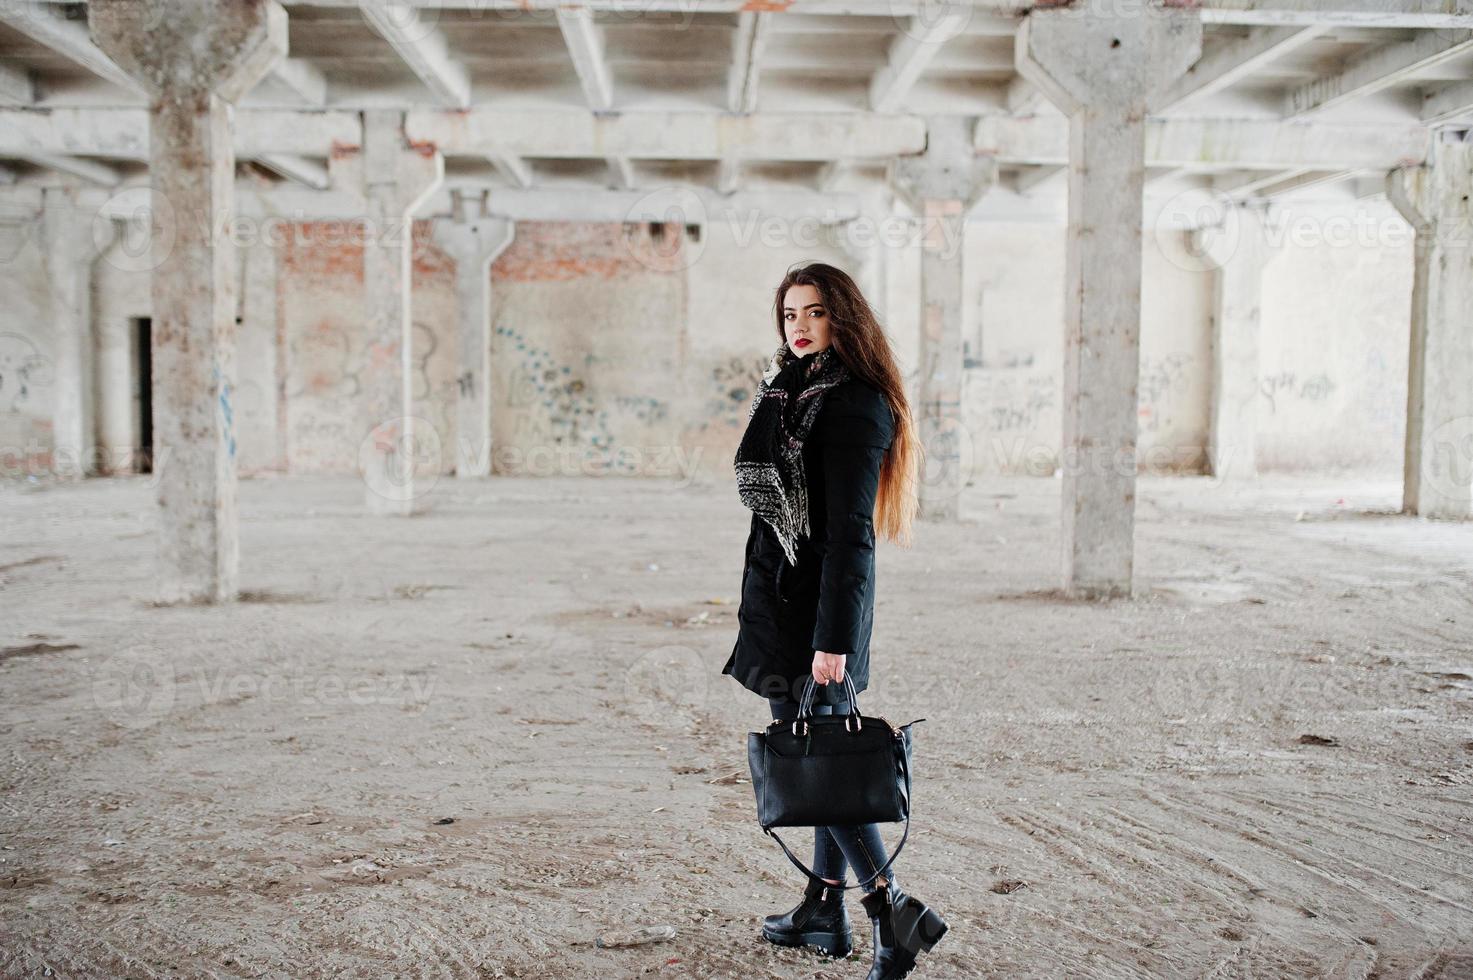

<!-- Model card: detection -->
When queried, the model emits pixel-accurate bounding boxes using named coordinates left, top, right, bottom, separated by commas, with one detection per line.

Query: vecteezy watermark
left=0, top=442, right=174, bottom=484
left=622, top=187, right=708, bottom=273
left=354, top=413, right=707, bottom=496
left=490, top=443, right=705, bottom=483
left=1152, top=186, right=1446, bottom=275
left=0, top=200, right=37, bottom=265
left=358, top=414, right=444, bottom=504
left=90, top=643, right=178, bottom=730
left=394, top=0, right=704, bottom=30
left=94, top=186, right=432, bottom=273
left=1144, top=657, right=1349, bottom=725
left=356, top=0, right=444, bottom=47
left=623, top=643, right=711, bottom=729
left=915, top=413, right=976, bottom=509
left=620, top=192, right=962, bottom=272
left=89, top=643, right=437, bottom=729
left=986, top=436, right=1226, bottom=483
left=888, top=0, right=973, bottom=45
left=97, top=185, right=174, bottom=274
left=1035, top=0, right=1192, bottom=24
left=730, top=210, right=959, bottom=261
left=1417, top=414, right=1473, bottom=505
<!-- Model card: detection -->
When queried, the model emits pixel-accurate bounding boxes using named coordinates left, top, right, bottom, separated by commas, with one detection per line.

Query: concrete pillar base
left=1017, top=1, right=1202, bottom=598
left=1388, top=132, right=1473, bottom=521
left=433, top=191, right=515, bottom=479
left=41, top=185, right=115, bottom=481
left=1192, top=204, right=1281, bottom=483
left=91, top=0, right=288, bottom=604
left=890, top=115, right=996, bottom=522
left=330, top=110, right=444, bottom=515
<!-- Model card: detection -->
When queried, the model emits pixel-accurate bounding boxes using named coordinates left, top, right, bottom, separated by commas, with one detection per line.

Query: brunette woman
left=721, top=262, right=947, bottom=978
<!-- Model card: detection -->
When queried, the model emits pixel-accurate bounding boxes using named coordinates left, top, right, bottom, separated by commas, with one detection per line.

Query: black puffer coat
left=722, top=375, right=896, bottom=707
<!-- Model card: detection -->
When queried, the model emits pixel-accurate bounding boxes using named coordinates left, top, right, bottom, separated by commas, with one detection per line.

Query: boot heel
left=893, top=897, right=948, bottom=955
left=916, top=906, right=948, bottom=951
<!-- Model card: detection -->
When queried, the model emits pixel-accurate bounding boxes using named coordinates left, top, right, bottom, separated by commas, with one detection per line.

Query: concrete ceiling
left=0, top=0, right=1470, bottom=210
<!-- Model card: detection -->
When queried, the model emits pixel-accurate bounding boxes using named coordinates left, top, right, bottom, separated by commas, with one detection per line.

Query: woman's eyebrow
left=782, top=303, right=825, bottom=312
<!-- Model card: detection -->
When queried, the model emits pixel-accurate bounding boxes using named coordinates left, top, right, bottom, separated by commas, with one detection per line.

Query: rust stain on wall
left=280, top=223, right=364, bottom=282
left=491, top=222, right=672, bottom=282
left=411, top=220, right=454, bottom=279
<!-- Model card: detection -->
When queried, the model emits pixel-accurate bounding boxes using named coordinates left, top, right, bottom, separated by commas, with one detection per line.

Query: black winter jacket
left=721, top=376, right=896, bottom=707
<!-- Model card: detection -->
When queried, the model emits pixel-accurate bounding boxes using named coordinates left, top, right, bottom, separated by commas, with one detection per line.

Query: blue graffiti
left=215, top=368, right=237, bottom=459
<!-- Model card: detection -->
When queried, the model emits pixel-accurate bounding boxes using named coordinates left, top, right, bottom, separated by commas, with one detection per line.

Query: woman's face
left=781, top=283, right=832, bottom=358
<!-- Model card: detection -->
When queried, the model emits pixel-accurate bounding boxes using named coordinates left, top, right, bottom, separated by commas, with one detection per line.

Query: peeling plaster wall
left=0, top=220, right=54, bottom=477
left=1257, top=202, right=1412, bottom=474
left=278, top=219, right=458, bottom=475
left=490, top=221, right=705, bottom=479
left=234, top=237, right=282, bottom=476
left=963, top=220, right=1066, bottom=479
left=960, top=221, right=1212, bottom=477
left=0, top=208, right=1416, bottom=484
left=682, top=217, right=851, bottom=484
left=92, top=234, right=150, bottom=475
left=93, top=231, right=284, bottom=477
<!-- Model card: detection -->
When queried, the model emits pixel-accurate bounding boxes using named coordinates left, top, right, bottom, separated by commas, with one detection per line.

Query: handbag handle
left=796, top=674, right=861, bottom=723
left=761, top=744, right=912, bottom=892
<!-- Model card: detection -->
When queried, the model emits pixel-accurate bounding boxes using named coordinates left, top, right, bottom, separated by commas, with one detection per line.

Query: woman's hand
left=812, top=651, right=846, bottom=685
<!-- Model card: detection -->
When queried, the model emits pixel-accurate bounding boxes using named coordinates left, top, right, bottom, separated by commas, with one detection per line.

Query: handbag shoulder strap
left=761, top=742, right=913, bottom=892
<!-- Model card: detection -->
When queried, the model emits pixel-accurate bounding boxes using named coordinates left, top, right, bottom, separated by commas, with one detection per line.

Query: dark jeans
left=767, top=696, right=897, bottom=894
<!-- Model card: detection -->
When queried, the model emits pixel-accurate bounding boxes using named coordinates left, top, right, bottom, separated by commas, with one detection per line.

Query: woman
left=721, top=262, right=946, bottom=979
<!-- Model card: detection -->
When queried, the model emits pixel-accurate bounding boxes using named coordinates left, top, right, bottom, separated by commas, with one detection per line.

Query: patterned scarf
left=734, top=343, right=852, bottom=566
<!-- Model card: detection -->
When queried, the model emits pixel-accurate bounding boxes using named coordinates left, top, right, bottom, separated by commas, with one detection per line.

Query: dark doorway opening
left=133, top=316, right=152, bottom=474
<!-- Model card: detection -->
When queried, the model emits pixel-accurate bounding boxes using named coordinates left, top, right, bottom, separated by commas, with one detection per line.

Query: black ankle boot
left=761, top=877, right=853, bottom=957
left=858, top=881, right=948, bottom=979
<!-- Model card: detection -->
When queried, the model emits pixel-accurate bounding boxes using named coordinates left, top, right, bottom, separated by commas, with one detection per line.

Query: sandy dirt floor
left=1, top=472, right=1471, bottom=979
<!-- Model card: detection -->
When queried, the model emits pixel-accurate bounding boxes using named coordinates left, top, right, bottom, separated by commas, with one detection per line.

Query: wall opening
left=132, top=316, right=152, bottom=474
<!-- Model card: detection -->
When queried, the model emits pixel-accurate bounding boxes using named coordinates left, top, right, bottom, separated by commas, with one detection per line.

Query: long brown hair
left=772, top=261, right=920, bottom=547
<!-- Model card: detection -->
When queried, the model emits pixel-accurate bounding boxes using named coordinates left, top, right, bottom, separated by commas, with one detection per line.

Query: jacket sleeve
left=811, top=384, right=895, bottom=656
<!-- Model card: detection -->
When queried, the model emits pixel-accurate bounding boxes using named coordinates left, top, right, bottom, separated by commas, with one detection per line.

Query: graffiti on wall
left=496, top=322, right=615, bottom=451
left=492, top=323, right=686, bottom=474
left=1138, top=352, right=1195, bottom=434
left=1260, top=371, right=1337, bottom=414
left=0, top=332, right=53, bottom=414
left=1360, top=347, right=1400, bottom=435
left=611, top=394, right=669, bottom=425
left=287, top=318, right=363, bottom=401
left=276, top=219, right=459, bottom=474
left=702, top=354, right=767, bottom=430
left=987, top=373, right=1056, bottom=433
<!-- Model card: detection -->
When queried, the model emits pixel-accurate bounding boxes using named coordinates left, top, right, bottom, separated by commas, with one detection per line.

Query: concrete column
left=830, top=187, right=895, bottom=325
left=890, top=115, right=996, bottom=521
left=329, top=109, right=443, bottom=513
left=235, top=230, right=281, bottom=474
left=40, top=185, right=114, bottom=480
left=1016, top=2, right=1201, bottom=598
left=1388, top=131, right=1473, bottom=520
left=432, top=190, right=514, bottom=478
left=1192, top=205, right=1280, bottom=481
left=91, top=0, right=287, bottom=604
left=835, top=225, right=888, bottom=326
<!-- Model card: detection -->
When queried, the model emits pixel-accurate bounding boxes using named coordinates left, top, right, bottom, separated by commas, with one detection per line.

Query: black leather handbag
left=746, top=675, right=925, bottom=890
